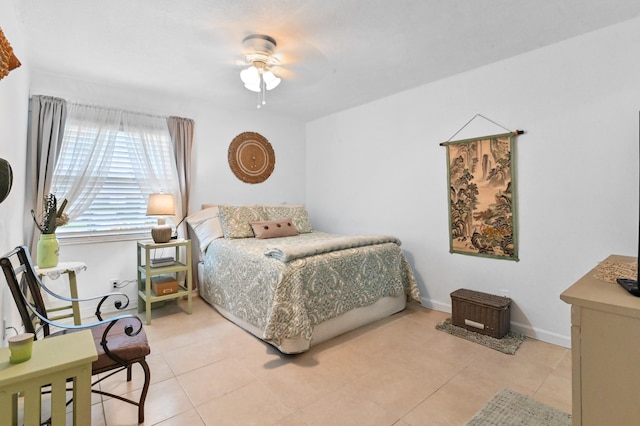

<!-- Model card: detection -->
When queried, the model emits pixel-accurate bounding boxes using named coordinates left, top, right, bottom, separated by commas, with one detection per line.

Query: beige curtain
left=167, top=116, right=194, bottom=289
left=167, top=116, right=194, bottom=233
left=25, top=96, right=67, bottom=256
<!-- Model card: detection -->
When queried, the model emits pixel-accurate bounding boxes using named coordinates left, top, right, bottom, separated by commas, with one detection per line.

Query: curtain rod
left=30, top=94, right=191, bottom=121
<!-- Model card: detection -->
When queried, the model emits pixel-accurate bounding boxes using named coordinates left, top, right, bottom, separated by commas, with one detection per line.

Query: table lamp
left=146, top=193, right=175, bottom=243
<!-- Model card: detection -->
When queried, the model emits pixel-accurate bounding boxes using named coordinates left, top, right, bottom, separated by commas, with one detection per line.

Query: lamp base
left=151, top=225, right=172, bottom=243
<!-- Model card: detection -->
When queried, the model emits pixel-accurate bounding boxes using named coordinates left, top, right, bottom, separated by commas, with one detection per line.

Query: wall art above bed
left=228, top=131, right=275, bottom=184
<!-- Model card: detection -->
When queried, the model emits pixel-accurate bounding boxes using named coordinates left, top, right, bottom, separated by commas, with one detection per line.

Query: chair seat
left=51, top=321, right=150, bottom=371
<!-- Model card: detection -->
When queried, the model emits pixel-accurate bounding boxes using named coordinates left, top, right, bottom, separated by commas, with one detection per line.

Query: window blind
left=53, top=122, right=177, bottom=238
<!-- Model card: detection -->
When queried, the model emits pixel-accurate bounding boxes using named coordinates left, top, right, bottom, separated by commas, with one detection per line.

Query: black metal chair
left=1, top=246, right=151, bottom=424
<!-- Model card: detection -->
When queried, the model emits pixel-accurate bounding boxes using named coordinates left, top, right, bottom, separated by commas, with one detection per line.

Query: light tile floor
left=89, top=297, right=571, bottom=425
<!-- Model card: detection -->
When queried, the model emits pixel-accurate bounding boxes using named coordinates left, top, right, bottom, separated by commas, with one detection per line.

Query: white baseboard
left=510, top=322, right=571, bottom=348
left=420, top=296, right=571, bottom=349
left=420, top=296, right=451, bottom=313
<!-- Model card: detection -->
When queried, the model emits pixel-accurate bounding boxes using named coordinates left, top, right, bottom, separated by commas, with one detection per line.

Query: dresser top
left=560, top=254, right=640, bottom=318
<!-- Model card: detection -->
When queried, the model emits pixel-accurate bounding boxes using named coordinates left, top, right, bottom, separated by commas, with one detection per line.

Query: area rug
left=466, top=388, right=571, bottom=425
left=435, top=318, right=525, bottom=354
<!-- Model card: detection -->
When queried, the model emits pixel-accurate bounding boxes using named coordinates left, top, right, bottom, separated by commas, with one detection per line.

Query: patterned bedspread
left=200, top=231, right=419, bottom=346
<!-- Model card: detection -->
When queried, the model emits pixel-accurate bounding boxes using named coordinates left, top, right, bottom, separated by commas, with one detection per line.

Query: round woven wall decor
left=228, top=132, right=275, bottom=184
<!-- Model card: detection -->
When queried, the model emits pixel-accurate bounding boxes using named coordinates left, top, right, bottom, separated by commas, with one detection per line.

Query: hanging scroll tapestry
left=445, top=132, right=518, bottom=261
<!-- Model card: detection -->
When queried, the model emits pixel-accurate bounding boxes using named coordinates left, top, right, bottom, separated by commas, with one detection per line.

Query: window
left=51, top=105, right=179, bottom=241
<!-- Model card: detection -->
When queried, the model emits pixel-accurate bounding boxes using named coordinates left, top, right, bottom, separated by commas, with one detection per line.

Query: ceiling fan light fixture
left=240, top=65, right=259, bottom=84
left=239, top=34, right=282, bottom=108
left=241, top=66, right=262, bottom=92
left=263, top=70, right=281, bottom=90
left=244, top=81, right=261, bottom=92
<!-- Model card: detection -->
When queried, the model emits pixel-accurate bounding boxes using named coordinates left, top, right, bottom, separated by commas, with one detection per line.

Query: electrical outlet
left=111, top=279, right=119, bottom=289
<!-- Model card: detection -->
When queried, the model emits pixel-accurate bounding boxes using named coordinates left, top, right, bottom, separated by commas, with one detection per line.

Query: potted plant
left=31, top=194, right=68, bottom=268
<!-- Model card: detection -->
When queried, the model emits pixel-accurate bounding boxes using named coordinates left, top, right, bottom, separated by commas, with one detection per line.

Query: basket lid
left=451, top=288, right=511, bottom=308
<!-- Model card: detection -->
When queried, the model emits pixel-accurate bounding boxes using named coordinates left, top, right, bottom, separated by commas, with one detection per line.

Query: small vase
left=37, top=233, right=59, bottom=268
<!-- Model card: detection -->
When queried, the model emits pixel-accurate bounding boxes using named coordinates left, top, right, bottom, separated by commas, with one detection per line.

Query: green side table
left=0, top=330, right=97, bottom=425
left=137, top=239, right=193, bottom=325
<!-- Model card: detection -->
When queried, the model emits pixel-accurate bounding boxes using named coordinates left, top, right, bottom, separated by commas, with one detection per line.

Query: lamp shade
left=146, top=193, right=175, bottom=216
left=240, top=66, right=259, bottom=85
left=146, top=194, right=175, bottom=243
left=240, top=65, right=281, bottom=92
left=263, top=71, right=281, bottom=90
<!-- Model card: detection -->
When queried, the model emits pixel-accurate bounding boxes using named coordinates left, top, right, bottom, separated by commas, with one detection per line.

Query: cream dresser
left=560, top=254, right=640, bottom=426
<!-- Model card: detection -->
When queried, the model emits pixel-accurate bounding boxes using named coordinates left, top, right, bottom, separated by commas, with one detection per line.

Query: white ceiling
left=13, top=0, right=640, bottom=121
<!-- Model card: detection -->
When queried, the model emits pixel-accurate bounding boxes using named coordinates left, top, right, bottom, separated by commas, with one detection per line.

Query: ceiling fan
left=232, top=31, right=330, bottom=109
left=238, top=34, right=282, bottom=109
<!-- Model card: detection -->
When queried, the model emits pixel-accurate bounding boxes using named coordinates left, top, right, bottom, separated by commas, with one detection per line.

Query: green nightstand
left=137, top=239, right=192, bottom=325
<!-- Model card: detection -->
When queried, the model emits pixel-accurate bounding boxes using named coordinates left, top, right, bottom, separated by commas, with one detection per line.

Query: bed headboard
left=185, top=205, right=223, bottom=290
left=185, top=203, right=313, bottom=288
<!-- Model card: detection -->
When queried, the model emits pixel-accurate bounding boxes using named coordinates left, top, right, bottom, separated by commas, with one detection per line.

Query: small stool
left=35, top=261, right=87, bottom=325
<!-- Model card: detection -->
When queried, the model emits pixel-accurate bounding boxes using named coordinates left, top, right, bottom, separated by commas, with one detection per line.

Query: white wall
left=0, top=0, right=30, bottom=345
left=306, top=17, right=640, bottom=347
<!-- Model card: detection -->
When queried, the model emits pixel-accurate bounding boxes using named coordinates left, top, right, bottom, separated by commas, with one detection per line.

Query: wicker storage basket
left=151, top=275, right=178, bottom=296
left=451, top=288, right=511, bottom=338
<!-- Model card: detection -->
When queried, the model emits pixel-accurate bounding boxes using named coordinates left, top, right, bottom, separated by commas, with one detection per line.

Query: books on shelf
left=150, top=256, right=175, bottom=267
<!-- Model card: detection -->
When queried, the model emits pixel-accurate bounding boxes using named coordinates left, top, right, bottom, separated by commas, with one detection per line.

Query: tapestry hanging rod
left=439, top=114, right=525, bottom=146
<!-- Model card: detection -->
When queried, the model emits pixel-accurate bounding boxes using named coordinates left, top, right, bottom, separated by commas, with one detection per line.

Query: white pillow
left=186, top=207, right=223, bottom=253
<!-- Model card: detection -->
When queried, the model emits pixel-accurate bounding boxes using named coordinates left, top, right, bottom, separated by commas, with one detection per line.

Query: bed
left=185, top=204, right=420, bottom=354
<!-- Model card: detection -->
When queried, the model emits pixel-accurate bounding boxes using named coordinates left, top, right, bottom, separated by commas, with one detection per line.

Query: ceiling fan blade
left=271, top=37, right=330, bottom=83
left=195, top=22, right=331, bottom=86
left=270, top=65, right=294, bottom=79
